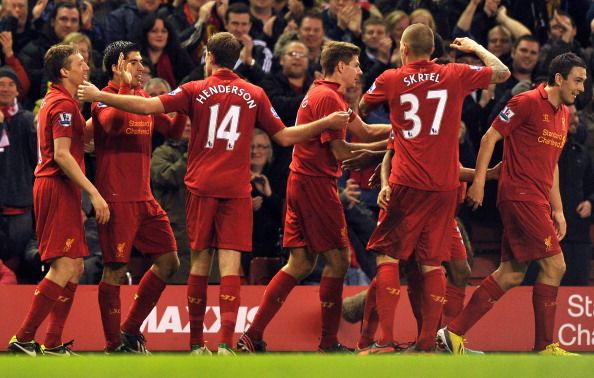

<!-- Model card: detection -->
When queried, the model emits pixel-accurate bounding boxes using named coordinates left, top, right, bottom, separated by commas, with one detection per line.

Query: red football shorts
left=33, top=176, right=88, bottom=261
left=185, top=193, right=252, bottom=252
left=367, top=185, right=457, bottom=266
left=98, top=199, right=177, bottom=264
left=498, top=201, right=562, bottom=263
left=283, top=172, right=349, bottom=253
left=449, top=219, right=467, bottom=261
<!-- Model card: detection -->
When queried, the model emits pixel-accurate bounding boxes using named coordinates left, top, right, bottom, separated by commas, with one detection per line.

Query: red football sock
left=358, top=278, right=378, bottom=349
left=247, top=270, right=297, bottom=341
left=44, top=282, right=77, bottom=348
left=16, top=278, right=64, bottom=342
left=219, top=275, right=241, bottom=346
left=187, top=274, right=208, bottom=347
left=533, top=283, right=558, bottom=351
left=406, top=266, right=424, bottom=337
left=121, top=269, right=166, bottom=335
left=417, top=269, right=446, bottom=350
left=449, top=275, right=504, bottom=336
left=443, top=282, right=466, bottom=326
left=319, top=276, right=344, bottom=350
left=98, top=281, right=122, bottom=352
left=375, top=262, right=400, bottom=346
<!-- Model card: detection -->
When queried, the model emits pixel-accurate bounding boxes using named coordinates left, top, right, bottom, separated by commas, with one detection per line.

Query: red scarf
left=156, top=53, right=177, bottom=89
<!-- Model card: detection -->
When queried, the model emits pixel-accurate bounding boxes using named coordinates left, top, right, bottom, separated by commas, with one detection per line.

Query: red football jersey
left=492, top=84, right=569, bottom=205
left=35, top=83, right=85, bottom=177
left=363, top=61, right=492, bottom=191
left=290, top=80, right=351, bottom=178
left=159, top=69, right=285, bottom=198
left=92, top=81, right=185, bottom=202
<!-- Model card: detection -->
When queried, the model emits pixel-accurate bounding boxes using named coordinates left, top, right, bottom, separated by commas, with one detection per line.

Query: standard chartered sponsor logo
left=558, top=294, right=594, bottom=346
left=140, top=306, right=259, bottom=333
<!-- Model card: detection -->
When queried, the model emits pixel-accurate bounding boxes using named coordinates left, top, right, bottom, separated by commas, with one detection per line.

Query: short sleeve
left=50, top=101, right=78, bottom=139
left=315, top=95, right=347, bottom=144
left=256, top=90, right=286, bottom=136
left=362, top=69, right=392, bottom=110
left=158, top=82, right=194, bottom=116
left=454, top=63, right=493, bottom=93
left=491, top=94, right=529, bottom=137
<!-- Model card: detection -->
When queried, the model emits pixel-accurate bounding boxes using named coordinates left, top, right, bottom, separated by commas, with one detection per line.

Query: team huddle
left=7, top=23, right=586, bottom=356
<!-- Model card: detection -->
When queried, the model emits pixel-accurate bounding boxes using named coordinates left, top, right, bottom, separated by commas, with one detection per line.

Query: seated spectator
left=0, top=0, right=35, bottom=55
left=106, top=0, right=162, bottom=43
left=453, top=0, right=531, bottom=47
left=18, top=2, right=80, bottom=104
left=0, top=67, right=36, bottom=283
left=134, top=14, right=193, bottom=88
left=260, top=40, right=312, bottom=188
left=151, top=119, right=191, bottom=284
left=246, top=129, right=284, bottom=277
left=322, top=0, right=372, bottom=45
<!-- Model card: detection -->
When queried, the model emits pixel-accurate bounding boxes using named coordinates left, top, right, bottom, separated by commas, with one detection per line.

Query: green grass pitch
left=1, top=354, right=593, bottom=378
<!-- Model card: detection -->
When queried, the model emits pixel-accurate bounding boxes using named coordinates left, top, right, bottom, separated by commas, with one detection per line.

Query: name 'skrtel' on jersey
left=363, top=60, right=492, bottom=191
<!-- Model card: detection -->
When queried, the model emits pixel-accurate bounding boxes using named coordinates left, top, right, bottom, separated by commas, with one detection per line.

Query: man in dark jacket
left=0, top=67, right=36, bottom=281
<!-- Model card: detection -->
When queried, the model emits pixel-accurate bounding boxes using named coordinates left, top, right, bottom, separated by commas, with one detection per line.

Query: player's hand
left=77, top=80, right=100, bottom=102
left=116, top=52, right=133, bottom=85
left=450, top=37, right=481, bottom=53
left=368, top=163, right=381, bottom=188
left=552, top=210, right=567, bottom=241
left=377, top=185, right=391, bottom=211
left=91, top=192, right=110, bottom=224
left=576, top=200, right=592, bottom=219
left=466, top=182, right=485, bottom=211
left=324, top=111, right=350, bottom=130
left=342, top=149, right=378, bottom=171
left=486, top=162, right=502, bottom=180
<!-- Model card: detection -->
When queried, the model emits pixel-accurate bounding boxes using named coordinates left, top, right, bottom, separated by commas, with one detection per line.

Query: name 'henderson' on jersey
left=363, top=60, right=492, bottom=191
left=158, top=69, right=285, bottom=199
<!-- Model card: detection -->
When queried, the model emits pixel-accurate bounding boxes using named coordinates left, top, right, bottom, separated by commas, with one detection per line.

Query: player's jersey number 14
left=400, top=89, right=448, bottom=139
left=206, top=104, right=241, bottom=150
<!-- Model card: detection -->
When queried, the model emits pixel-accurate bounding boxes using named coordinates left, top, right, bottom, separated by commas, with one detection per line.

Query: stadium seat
left=249, top=257, right=282, bottom=285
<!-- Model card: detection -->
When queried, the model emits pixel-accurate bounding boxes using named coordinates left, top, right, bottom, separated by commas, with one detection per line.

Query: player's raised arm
left=450, top=37, right=510, bottom=84
left=271, top=110, right=349, bottom=146
left=77, top=53, right=165, bottom=115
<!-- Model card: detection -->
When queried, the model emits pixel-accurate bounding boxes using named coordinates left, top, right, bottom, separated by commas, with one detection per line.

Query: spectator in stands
left=151, top=119, right=191, bottom=284
left=0, top=67, right=36, bottom=283
left=453, top=0, right=531, bottom=47
left=296, top=10, right=325, bottom=73
left=249, top=0, right=276, bottom=42
left=491, top=35, right=540, bottom=117
left=144, top=77, right=171, bottom=97
left=0, top=31, right=30, bottom=100
left=134, top=14, right=193, bottom=88
left=409, top=8, right=436, bottom=32
left=106, top=0, right=162, bottom=43
left=18, top=3, right=80, bottom=102
left=486, top=25, right=512, bottom=63
left=160, top=0, right=208, bottom=64
left=557, top=105, right=594, bottom=286
left=63, top=32, right=106, bottom=95
left=223, top=2, right=273, bottom=84
left=359, top=18, right=391, bottom=90
left=260, top=40, right=312, bottom=187
left=323, top=0, right=371, bottom=45
left=247, top=129, right=284, bottom=277
left=537, top=11, right=591, bottom=108
left=262, top=0, right=315, bottom=48
left=0, top=0, right=35, bottom=55
left=385, top=9, right=409, bottom=47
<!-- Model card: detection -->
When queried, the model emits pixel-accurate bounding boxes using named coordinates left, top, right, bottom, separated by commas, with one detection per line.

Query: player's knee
left=326, top=255, right=350, bottom=276
left=155, top=253, right=180, bottom=279
left=102, top=263, right=128, bottom=284
left=542, top=258, right=566, bottom=279
left=449, top=262, right=471, bottom=287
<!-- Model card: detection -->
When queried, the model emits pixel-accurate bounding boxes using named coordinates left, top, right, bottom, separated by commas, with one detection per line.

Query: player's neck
left=60, top=80, right=78, bottom=99
left=322, top=74, right=345, bottom=92
left=544, top=85, right=562, bottom=108
left=403, top=55, right=430, bottom=65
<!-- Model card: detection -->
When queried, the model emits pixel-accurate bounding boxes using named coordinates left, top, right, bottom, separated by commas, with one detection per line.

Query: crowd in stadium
left=0, top=0, right=592, bottom=355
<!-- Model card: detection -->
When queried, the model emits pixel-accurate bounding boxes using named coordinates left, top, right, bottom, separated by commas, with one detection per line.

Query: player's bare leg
left=238, top=248, right=317, bottom=352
